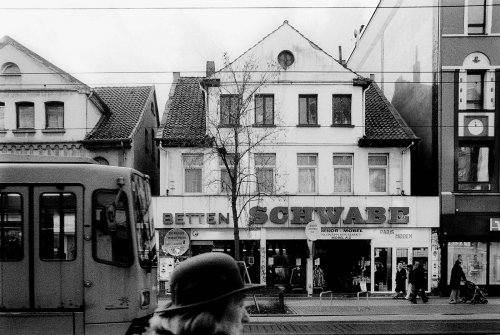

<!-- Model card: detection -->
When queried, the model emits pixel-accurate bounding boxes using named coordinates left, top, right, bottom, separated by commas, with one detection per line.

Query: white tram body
left=0, top=155, right=157, bottom=335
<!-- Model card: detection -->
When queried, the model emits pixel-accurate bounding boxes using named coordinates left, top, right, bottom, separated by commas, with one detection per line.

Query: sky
left=1, top=0, right=379, bottom=112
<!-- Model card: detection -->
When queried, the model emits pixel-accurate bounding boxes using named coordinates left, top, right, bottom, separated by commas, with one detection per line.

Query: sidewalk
left=247, top=296, right=500, bottom=323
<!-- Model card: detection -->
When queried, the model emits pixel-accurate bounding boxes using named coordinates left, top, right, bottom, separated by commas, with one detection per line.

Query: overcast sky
left=2, top=0, right=379, bottom=111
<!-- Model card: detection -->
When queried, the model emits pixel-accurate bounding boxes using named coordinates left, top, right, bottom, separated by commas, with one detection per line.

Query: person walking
left=410, top=261, right=428, bottom=304
left=405, top=263, right=414, bottom=300
left=393, top=262, right=407, bottom=299
left=148, top=252, right=264, bottom=335
left=449, top=259, right=467, bottom=304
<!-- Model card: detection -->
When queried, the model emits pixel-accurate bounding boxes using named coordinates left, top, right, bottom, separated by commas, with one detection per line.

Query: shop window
left=183, top=154, right=203, bottom=193
left=255, top=153, right=275, bottom=194
left=16, top=102, right=34, bottom=129
left=333, top=154, right=353, bottom=193
left=220, top=94, right=240, bottom=126
left=489, top=242, right=500, bottom=285
left=297, top=153, right=317, bottom=193
left=368, top=154, right=388, bottom=193
left=332, top=94, right=351, bottom=125
left=298, top=95, right=318, bottom=126
left=374, top=247, right=392, bottom=291
left=467, top=0, right=486, bottom=35
left=254, top=94, right=274, bottom=126
left=456, top=144, right=494, bottom=191
left=412, top=247, right=429, bottom=290
left=0, top=102, right=5, bottom=129
left=0, top=193, right=23, bottom=261
left=266, top=240, right=308, bottom=292
left=466, top=72, right=484, bottom=109
left=40, top=193, right=76, bottom=261
left=448, top=242, right=486, bottom=285
left=45, top=102, right=64, bottom=129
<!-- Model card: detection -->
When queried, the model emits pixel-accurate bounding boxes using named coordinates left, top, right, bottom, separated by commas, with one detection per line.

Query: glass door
left=374, top=247, right=392, bottom=291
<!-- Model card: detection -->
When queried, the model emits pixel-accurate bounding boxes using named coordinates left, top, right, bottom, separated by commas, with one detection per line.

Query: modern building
left=155, top=21, right=439, bottom=295
left=348, top=0, right=500, bottom=294
left=0, top=36, right=160, bottom=194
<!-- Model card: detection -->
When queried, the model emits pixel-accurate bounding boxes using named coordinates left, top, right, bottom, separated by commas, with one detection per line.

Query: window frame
left=182, top=153, right=204, bottom=194
left=466, top=71, right=484, bottom=110
left=0, top=192, right=24, bottom=262
left=332, top=94, right=352, bottom=126
left=219, top=154, right=236, bottom=193
left=16, top=102, right=35, bottom=130
left=298, top=95, right=318, bottom=126
left=254, top=153, right=276, bottom=194
left=254, top=94, right=275, bottom=126
left=220, top=94, right=241, bottom=126
left=0, top=102, right=5, bottom=130
left=44, top=101, right=64, bottom=129
left=333, top=154, right=353, bottom=194
left=297, top=153, right=318, bottom=194
left=455, top=141, right=495, bottom=192
left=467, top=0, right=487, bottom=35
left=368, top=154, right=388, bottom=194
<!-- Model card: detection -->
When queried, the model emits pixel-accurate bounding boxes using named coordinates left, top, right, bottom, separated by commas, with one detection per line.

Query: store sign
left=163, top=213, right=230, bottom=225
left=490, top=218, right=500, bottom=231
left=249, top=206, right=409, bottom=225
left=305, top=222, right=321, bottom=241
left=164, top=228, right=190, bottom=256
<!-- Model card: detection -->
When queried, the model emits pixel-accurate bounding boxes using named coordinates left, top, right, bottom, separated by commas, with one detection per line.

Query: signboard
left=491, top=218, right=500, bottom=231
left=164, top=228, right=190, bottom=256
left=305, top=222, right=321, bottom=241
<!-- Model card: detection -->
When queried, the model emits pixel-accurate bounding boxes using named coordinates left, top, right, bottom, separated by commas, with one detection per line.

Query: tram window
left=93, top=190, right=133, bottom=267
left=40, top=193, right=76, bottom=261
left=0, top=193, right=23, bottom=261
left=132, top=174, right=157, bottom=268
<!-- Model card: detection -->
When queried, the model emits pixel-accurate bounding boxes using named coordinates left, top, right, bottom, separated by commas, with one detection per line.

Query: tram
left=0, top=155, right=157, bottom=335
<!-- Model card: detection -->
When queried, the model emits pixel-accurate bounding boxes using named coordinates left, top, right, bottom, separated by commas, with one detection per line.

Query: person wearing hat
left=449, top=258, right=467, bottom=304
left=148, top=252, right=264, bottom=335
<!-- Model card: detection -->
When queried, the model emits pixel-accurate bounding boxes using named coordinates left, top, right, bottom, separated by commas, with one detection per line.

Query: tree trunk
left=232, top=195, right=240, bottom=260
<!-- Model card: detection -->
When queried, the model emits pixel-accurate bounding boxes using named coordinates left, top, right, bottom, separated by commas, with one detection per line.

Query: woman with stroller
left=449, top=258, right=467, bottom=304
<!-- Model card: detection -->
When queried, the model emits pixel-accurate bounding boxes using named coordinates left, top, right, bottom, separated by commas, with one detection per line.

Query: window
left=0, top=193, right=23, bottom=261
left=0, top=102, right=5, bottom=129
left=220, top=94, right=240, bottom=125
left=490, top=242, right=500, bottom=285
left=16, top=102, right=34, bottom=129
left=278, top=50, right=294, bottom=69
left=299, top=95, right=318, bottom=125
left=255, top=153, right=276, bottom=194
left=1, top=62, right=20, bottom=75
left=255, top=94, right=274, bottom=126
left=220, top=154, right=236, bottom=193
left=466, top=72, right=483, bottom=109
left=448, top=242, right=487, bottom=285
left=40, top=193, right=76, bottom=261
left=332, top=95, right=352, bottom=125
left=150, top=102, right=155, bottom=115
left=45, top=102, right=64, bottom=129
left=333, top=154, right=353, bottom=193
left=369, top=154, right=388, bottom=193
left=93, top=190, right=133, bottom=266
left=457, top=144, right=493, bottom=190
left=145, top=129, right=149, bottom=153
left=183, top=154, right=203, bottom=193
left=468, top=0, right=486, bottom=34
left=298, top=154, right=317, bottom=193
left=94, top=157, right=109, bottom=165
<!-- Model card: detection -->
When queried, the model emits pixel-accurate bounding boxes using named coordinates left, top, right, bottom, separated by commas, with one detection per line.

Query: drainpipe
left=401, top=141, right=416, bottom=195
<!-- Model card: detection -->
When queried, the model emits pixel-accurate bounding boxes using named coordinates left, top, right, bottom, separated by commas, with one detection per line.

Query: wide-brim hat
left=155, top=252, right=264, bottom=316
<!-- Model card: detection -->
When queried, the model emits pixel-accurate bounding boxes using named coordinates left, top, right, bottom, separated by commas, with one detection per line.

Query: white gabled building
left=155, top=21, right=439, bottom=295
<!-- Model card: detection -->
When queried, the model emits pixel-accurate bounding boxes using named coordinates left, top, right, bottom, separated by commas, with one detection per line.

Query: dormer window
left=278, top=50, right=294, bottom=70
left=1, top=62, right=21, bottom=75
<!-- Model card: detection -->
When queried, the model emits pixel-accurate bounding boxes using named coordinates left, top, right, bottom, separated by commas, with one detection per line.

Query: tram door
left=0, top=186, right=83, bottom=310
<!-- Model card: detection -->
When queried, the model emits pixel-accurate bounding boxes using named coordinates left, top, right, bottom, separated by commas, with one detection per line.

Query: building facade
left=0, top=36, right=160, bottom=194
left=156, top=22, right=439, bottom=294
left=348, top=0, right=500, bottom=294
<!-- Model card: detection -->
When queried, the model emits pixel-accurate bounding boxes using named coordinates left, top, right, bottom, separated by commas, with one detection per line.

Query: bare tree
left=205, top=53, right=281, bottom=261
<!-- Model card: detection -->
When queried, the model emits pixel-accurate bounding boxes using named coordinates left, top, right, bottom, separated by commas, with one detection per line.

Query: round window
left=278, top=50, right=294, bottom=69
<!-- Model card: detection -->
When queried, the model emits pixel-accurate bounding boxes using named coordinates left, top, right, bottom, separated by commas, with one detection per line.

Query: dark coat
left=407, top=267, right=414, bottom=284
left=413, top=264, right=426, bottom=289
left=395, top=268, right=407, bottom=291
left=450, top=261, right=466, bottom=289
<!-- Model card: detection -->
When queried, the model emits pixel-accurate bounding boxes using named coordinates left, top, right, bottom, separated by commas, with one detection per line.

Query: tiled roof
left=85, top=86, right=154, bottom=141
left=361, top=82, right=419, bottom=146
left=159, top=77, right=207, bottom=146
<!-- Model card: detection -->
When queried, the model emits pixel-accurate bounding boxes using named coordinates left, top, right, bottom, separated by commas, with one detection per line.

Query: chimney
left=338, top=46, right=343, bottom=64
left=172, top=72, right=180, bottom=82
left=206, top=61, right=215, bottom=77
left=370, top=73, right=375, bottom=81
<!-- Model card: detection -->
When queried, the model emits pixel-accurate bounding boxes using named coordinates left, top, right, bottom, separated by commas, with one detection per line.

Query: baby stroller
left=461, top=280, right=488, bottom=304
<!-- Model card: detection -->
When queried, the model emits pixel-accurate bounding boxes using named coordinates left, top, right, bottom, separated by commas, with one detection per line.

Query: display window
left=374, top=247, right=392, bottom=291
left=490, top=242, right=500, bottom=285
left=266, top=240, right=308, bottom=292
left=448, top=242, right=486, bottom=285
left=412, top=247, right=429, bottom=290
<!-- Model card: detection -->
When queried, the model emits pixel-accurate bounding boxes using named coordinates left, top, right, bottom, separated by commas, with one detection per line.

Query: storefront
left=441, top=214, right=500, bottom=295
left=154, top=195, right=439, bottom=294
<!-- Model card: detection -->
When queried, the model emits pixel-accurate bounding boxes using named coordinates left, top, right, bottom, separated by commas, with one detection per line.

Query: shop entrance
left=315, top=240, right=371, bottom=293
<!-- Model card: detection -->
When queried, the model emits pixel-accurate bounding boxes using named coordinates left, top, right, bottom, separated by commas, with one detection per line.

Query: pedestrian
left=410, top=261, right=428, bottom=304
left=449, top=259, right=467, bottom=304
left=148, top=252, right=264, bottom=335
left=393, top=262, right=407, bottom=299
left=405, top=263, right=414, bottom=300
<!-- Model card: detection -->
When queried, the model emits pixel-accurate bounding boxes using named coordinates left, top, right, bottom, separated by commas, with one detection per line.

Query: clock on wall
left=464, top=115, right=488, bottom=137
